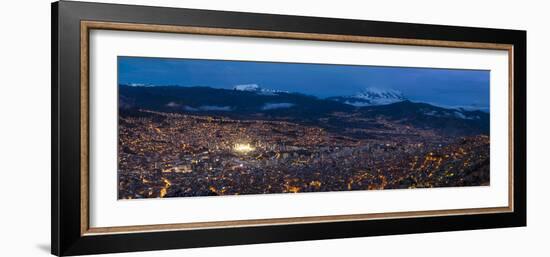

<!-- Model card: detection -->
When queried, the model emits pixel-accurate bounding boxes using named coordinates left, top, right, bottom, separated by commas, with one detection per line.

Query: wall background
left=0, top=0, right=546, bottom=256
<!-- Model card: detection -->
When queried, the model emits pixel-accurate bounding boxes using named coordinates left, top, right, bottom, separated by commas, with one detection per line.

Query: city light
left=233, top=143, right=255, bottom=154
left=118, top=110, right=490, bottom=199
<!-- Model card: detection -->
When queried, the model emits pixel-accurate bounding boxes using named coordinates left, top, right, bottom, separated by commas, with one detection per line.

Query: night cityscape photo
left=117, top=56, right=491, bottom=199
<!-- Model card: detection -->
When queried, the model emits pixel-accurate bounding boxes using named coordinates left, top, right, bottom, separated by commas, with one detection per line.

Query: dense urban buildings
left=118, top=109, right=489, bottom=199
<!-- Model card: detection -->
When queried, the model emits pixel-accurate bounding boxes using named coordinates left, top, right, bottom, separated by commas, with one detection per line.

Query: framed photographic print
left=51, top=1, right=526, bottom=256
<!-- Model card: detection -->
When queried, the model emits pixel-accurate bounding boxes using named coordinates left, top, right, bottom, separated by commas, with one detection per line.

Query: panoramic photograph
left=117, top=56, right=490, bottom=200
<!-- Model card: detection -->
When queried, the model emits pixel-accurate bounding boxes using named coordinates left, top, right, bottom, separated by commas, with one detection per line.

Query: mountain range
left=327, top=88, right=407, bottom=107
left=119, top=84, right=489, bottom=136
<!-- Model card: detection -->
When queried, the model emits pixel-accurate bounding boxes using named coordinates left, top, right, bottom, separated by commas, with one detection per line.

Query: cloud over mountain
left=262, top=103, right=295, bottom=110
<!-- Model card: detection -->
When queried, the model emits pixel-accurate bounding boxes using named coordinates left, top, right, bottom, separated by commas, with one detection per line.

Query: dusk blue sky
left=118, top=56, right=490, bottom=110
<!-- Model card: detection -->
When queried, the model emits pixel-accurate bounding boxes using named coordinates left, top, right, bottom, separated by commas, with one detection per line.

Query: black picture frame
left=52, top=1, right=526, bottom=256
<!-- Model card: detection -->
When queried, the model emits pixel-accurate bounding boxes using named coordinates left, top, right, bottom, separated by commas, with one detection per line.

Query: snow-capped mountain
left=327, top=87, right=407, bottom=107
left=233, top=84, right=288, bottom=95
left=127, top=83, right=155, bottom=87
left=233, top=84, right=261, bottom=91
